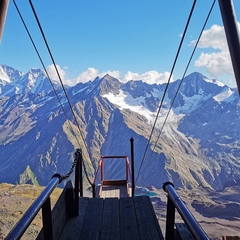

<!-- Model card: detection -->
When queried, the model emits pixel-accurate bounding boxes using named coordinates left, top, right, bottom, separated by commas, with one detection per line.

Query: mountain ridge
left=0, top=64, right=239, bottom=191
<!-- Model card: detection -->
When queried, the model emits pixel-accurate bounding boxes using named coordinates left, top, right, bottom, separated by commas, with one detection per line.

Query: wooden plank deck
left=60, top=196, right=164, bottom=240
left=100, top=185, right=130, bottom=198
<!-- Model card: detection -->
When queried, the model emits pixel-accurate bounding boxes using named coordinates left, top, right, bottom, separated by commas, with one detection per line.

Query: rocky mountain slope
left=0, top=64, right=240, bottom=190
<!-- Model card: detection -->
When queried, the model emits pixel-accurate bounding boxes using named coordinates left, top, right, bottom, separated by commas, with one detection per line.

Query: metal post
left=0, top=0, right=9, bottom=41
left=126, top=157, right=128, bottom=182
left=218, top=0, right=240, bottom=94
left=92, top=183, right=96, bottom=198
left=101, top=157, right=104, bottom=182
left=79, top=150, right=83, bottom=197
left=130, top=138, right=135, bottom=197
left=163, top=182, right=209, bottom=240
left=164, top=183, right=176, bottom=240
left=74, top=149, right=81, bottom=216
left=42, top=197, right=53, bottom=240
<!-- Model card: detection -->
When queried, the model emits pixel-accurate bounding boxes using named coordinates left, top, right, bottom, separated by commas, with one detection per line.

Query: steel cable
left=28, top=0, right=93, bottom=169
left=12, top=0, right=83, bottom=149
left=149, top=0, right=217, bottom=159
left=136, top=0, right=197, bottom=184
left=14, top=0, right=94, bottom=186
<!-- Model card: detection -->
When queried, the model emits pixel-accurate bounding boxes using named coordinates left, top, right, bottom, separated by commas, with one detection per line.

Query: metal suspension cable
left=28, top=0, right=95, bottom=175
left=12, top=0, right=83, bottom=150
left=136, top=0, right=197, bottom=183
left=14, top=0, right=94, bottom=186
left=149, top=0, right=217, bottom=159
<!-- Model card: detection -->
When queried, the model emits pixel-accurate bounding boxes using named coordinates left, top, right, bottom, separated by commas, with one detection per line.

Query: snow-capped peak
left=0, top=65, right=11, bottom=82
left=0, top=65, right=58, bottom=96
left=0, top=64, right=24, bottom=83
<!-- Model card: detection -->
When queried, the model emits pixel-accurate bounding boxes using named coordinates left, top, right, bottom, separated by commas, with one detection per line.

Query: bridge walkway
left=59, top=195, right=164, bottom=240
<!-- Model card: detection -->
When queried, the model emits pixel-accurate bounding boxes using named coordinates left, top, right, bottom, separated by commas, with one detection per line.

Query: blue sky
left=1, top=0, right=240, bottom=87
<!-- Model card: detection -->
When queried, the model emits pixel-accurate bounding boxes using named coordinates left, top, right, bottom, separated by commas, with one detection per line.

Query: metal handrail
left=126, top=156, right=132, bottom=182
left=163, top=182, right=209, bottom=240
left=92, top=159, right=103, bottom=197
left=6, top=176, right=60, bottom=239
left=6, top=149, right=82, bottom=240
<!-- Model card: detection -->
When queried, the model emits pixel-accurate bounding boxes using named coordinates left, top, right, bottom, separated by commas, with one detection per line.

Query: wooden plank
left=101, top=185, right=114, bottom=198
left=99, top=198, right=120, bottom=240
left=79, top=198, right=104, bottom=239
left=100, top=185, right=129, bottom=198
left=175, top=223, right=194, bottom=240
left=134, top=196, right=164, bottom=240
left=119, top=197, right=139, bottom=240
left=59, top=197, right=89, bottom=240
left=58, top=196, right=163, bottom=240
left=119, top=185, right=129, bottom=198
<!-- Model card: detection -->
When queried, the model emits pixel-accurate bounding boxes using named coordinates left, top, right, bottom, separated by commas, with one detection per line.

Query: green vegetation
left=19, top=165, right=40, bottom=186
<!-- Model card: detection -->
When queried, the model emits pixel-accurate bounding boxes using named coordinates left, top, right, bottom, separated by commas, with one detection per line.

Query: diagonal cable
left=28, top=0, right=94, bottom=174
left=136, top=0, right=197, bottom=183
left=12, top=0, right=82, bottom=149
left=14, top=0, right=94, bottom=185
left=149, top=0, right=217, bottom=159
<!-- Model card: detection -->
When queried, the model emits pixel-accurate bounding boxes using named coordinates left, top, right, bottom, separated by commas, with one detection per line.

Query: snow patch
left=203, top=77, right=225, bottom=87
left=102, top=90, right=184, bottom=126
left=0, top=66, right=12, bottom=82
left=175, top=90, right=210, bottom=114
left=103, top=90, right=157, bottom=122
left=213, top=88, right=234, bottom=103
left=72, top=85, right=89, bottom=95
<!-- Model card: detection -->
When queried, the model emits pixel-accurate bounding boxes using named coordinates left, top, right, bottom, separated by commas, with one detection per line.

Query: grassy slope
left=0, top=183, right=62, bottom=239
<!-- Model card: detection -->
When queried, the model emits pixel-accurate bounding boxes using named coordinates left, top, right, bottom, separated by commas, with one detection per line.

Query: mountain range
left=0, top=64, right=240, bottom=191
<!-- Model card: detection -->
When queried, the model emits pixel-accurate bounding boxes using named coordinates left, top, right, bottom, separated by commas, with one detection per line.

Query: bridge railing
left=163, top=182, right=209, bottom=240
left=6, top=149, right=83, bottom=240
left=93, top=155, right=132, bottom=194
left=93, top=138, right=135, bottom=197
left=101, top=155, right=131, bottom=183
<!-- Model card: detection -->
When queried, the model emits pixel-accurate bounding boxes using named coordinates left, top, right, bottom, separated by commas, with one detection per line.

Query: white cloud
left=73, top=68, right=99, bottom=84
left=46, top=64, right=67, bottom=82
left=192, top=24, right=228, bottom=50
left=195, top=51, right=232, bottom=76
left=101, top=70, right=121, bottom=80
left=121, top=70, right=172, bottom=84
left=72, top=68, right=121, bottom=85
left=191, top=23, right=240, bottom=78
left=45, top=65, right=171, bottom=86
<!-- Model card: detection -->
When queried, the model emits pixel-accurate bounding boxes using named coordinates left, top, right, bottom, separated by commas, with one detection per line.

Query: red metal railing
left=93, top=155, right=133, bottom=196
left=93, top=138, right=135, bottom=197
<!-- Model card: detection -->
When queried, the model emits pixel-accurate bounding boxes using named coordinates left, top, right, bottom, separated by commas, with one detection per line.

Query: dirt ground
left=0, top=183, right=62, bottom=239
left=144, top=186, right=240, bottom=240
